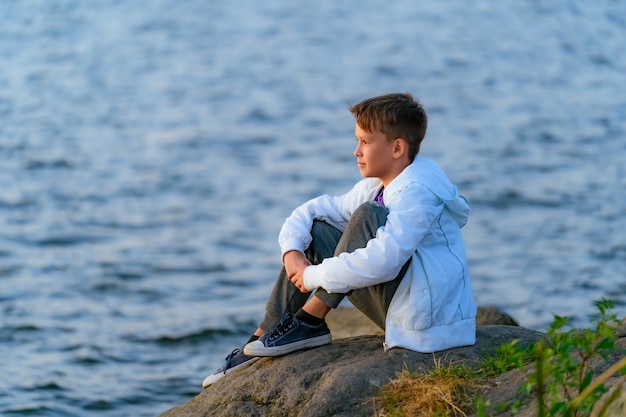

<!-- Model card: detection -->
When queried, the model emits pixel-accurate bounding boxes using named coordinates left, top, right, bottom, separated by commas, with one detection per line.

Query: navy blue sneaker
left=243, top=313, right=331, bottom=357
left=202, top=346, right=259, bottom=388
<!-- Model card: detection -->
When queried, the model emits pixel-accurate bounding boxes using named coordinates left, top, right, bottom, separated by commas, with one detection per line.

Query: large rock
left=159, top=307, right=542, bottom=417
left=159, top=309, right=626, bottom=417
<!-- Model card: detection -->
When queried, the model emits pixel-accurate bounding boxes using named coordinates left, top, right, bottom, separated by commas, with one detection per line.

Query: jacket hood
left=400, top=158, right=470, bottom=228
left=443, top=194, right=470, bottom=228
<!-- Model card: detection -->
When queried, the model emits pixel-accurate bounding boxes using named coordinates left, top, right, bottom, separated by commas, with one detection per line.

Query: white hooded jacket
left=278, top=157, right=476, bottom=353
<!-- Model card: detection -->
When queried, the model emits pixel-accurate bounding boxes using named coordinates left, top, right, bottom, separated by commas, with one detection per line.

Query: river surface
left=1, top=1, right=625, bottom=416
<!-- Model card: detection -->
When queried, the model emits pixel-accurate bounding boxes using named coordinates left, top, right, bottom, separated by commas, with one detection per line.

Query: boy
left=202, top=93, right=476, bottom=388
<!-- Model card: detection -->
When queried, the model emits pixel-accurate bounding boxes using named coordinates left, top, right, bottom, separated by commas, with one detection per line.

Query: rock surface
left=158, top=307, right=545, bottom=417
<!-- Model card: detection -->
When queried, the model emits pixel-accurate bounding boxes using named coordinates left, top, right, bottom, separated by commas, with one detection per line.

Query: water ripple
left=2, top=1, right=625, bottom=416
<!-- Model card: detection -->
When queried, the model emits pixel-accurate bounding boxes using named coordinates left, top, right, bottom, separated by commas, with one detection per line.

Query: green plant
left=533, top=299, right=623, bottom=416
left=483, top=298, right=626, bottom=417
left=380, top=299, right=625, bottom=417
left=478, top=339, right=535, bottom=378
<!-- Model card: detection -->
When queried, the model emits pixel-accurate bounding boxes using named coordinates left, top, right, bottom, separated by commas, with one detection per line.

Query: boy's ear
left=392, top=138, right=407, bottom=159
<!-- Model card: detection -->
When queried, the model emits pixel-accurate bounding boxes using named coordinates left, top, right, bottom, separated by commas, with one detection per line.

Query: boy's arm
left=302, top=182, right=443, bottom=293
left=278, top=193, right=348, bottom=260
left=278, top=193, right=343, bottom=293
left=278, top=179, right=381, bottom=259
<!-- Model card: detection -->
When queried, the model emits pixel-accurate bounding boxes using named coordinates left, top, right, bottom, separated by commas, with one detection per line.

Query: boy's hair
left=349, top=93, right=427, bottom=161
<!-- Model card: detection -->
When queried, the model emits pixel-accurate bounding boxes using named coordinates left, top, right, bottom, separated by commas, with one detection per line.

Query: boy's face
left=354, top=123, right=400, bottom=184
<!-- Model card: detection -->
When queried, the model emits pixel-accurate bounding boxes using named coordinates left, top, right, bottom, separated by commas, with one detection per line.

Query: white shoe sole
left=202, top=356, right=260, bottom=388
left=243, top=333, right=332, bottom=357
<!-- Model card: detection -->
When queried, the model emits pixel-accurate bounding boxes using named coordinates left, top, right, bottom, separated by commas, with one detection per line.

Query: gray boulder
left=158, top=307, right=541, bottom=417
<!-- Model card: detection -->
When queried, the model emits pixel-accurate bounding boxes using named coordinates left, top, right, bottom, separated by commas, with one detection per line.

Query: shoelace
left=222, top=347, right=242, bottom=374
left=267, top=314, right=297, bottom=341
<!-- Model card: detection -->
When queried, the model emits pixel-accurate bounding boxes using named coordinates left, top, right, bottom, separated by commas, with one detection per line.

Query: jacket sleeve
left=303, top=181, right=443, bottom=293
left=278, top=193, right=347, bottom=257
left=278, top=178, right=381, bottom=257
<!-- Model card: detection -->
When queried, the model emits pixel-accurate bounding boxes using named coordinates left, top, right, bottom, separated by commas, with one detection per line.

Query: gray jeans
left=259, top=202, right=410, bottom=332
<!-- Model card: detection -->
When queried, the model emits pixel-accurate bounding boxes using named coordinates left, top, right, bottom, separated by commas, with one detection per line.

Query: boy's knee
left=311, top=219, right=329, bottom=236
left=352, top=202, right=388, bottom=227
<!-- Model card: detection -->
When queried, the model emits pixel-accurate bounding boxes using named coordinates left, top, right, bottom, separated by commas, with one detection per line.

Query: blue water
left=1, top=1, right=625, bottom=416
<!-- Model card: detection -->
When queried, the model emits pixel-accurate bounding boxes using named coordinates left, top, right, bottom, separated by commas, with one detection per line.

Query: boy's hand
left=283, top=250, right=311, bottom=293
